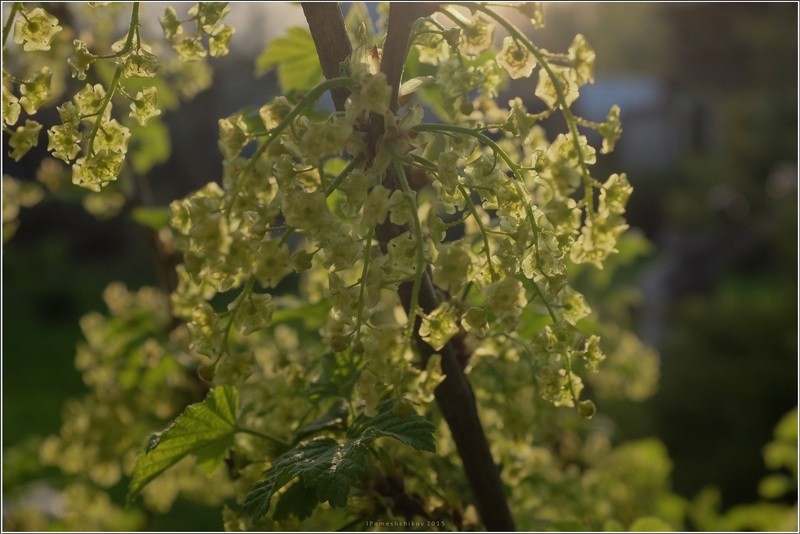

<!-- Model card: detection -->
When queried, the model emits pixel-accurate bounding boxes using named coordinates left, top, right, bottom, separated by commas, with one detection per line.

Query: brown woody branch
left=301, top=3, right=515, bottom=530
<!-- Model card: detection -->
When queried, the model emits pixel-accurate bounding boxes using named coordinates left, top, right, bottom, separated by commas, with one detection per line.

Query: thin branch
left=301, top=3, right=353, bottom=111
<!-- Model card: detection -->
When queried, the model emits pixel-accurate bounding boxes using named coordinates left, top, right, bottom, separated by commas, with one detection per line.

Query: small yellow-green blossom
left=337, top=169, right=373, bottom=217
left=569, top=34, right=596, bottom=86
left=561, top=287, right=591, bottom=325
left=361, top=185, right=391, bottom=227
left=414, top=354, right=445, bottom=403
left=9, top=120, right=42, bottom=161
left=497, top=37, right=536, bottom=80
left=485, top=277, right=527, bottom=324
left=387, top=189, right=414, bottom=226
left=504, top=97, right=538, bottom=138
left=68, top=40, right=95, bottom=80
left=160, top=7, right=183, bottom=41
left=57, top=101, right=81, bottom=126
left=515, top=2, right=545, bottom=28
left=420, top=303, right=460, bottom=351
left=460, top=15, right=494, bottom=56
left=121, top=48, right=160, bottom=78
left=461, top=307, right=488, bottom=336
left=435, top=152, right=460, bottom=192
left=433, top=243, right=470, bottom=293
left=232, top=293, right=275, bottom=335
left=174, top=37, right=207, bottom=61
left=94, top=119, right=130, bottom=154
left=130, top=87, right=161, bottom=126
left=414, top=21, right=450, bottom=65
left=209, top=24, right=235, bottom=57
left=570, top=209, right=629, bottom=268
left=599, top=104, right=622, bottom=154
left=48, top=122, right=82, bottom=162
left=19, top=67, right=52, bottom=115
left=72, top=150, right=124, bottom=191
left=351, top=72, right=392, bottom=115
left=549, top=133, right=597, bottom=168
left=218, top=115, right=248, bottom=160
left=259, top=96, right=292, bottom=131
left=73, top=84, right=109, bottom=119
left=13, top=7, right=62, bottom=52
left=535, top=65, right=579, bottom=109
left=282, top=188, right=332, bottom=232
left=299, top=117, right=353, bottom=165
left=2, top=85, right=20, bottom=126
left=190, top=2, right=231, bottom=34
left=582, top=335, right=605, bottom=373
left=599, top=173, right=632, bottom=216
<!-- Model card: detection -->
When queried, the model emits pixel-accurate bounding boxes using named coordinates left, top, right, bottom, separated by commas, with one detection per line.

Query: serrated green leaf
left=293, top=399, right=349, bottom=443
left=255, top=27, right=323, bottom=92
left=273, top=481, right=318, bottom=521
left=242, top=437, right=342, bottom=520
left=131, top=206, right=170, bottom=230
left=350, top=399, right=437, bottom=452
left=306, top=351, right=362, bottom=402
left=243, top=399, right=436, bottom=521
left=128, top=386, right=238, bottom=501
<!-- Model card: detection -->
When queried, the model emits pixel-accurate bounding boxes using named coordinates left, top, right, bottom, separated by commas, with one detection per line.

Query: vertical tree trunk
left=302, top=3, right=516, bottom=530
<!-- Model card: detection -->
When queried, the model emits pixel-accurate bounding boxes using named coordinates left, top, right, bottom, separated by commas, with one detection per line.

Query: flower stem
left=225, top=76, right=355, bottom=215
left=392, top=153, right=426, bottom=341
left=2, top=3, right=20, bottom=48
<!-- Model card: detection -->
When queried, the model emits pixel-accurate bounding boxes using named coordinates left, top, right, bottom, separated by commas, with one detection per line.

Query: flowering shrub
left=5, top=3, right=752, bottom=531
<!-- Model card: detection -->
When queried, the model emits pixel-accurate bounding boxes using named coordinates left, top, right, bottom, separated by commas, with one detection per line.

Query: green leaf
left=242, top=437, right=356, bottom=520
left=131, top=206, right=170, bottom=230
left=270, top=296, right=331, bottom=330
left=128, top=120, right=171, bottom=175
left=273, top=481, right=318, bottom=521
left=349, top=399, right=437, bottom=452
left=255, top=27, right=323, bottom=92
left=293, top=399, right=349, bottom=443
left=306, top=351, right=361, bottom=402
left=243, top=399, right=436, bottom=521
left=128, top=386, right=239, bottom=502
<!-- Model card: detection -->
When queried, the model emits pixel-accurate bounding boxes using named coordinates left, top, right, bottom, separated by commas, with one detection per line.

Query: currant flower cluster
left=3, top=3, right=232, bottom=195
left=37, top=283, right=233, bottom=516
left=170, top=2, right=629, bottom=428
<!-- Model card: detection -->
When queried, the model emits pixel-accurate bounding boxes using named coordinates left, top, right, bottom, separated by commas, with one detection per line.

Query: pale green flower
left=68, top=40, right=95, bottom=80
left=72, top=150, right=124, bottom=191
left=599, top=105, right=622, bottom=154
left=535, top=64, right=579, bottom=109
left=9, top=120, right=42, bottom=161
left=497, top=37, right=536, bottom=80
left=48, top=122, right=82, bottom=162
left=569, top=34, right=596, bottom=86
left=13, top=7, right=62, bottom=51
left=2, top=84, right=20, bottom=126
left=460, top=15, right=494, bottom=56
left=19, top=67, right=52, bottom=114
left=209, top=24, right=234, bottom=57
left=420, top=303, right=460, bottom=351
left=129, top=87, right=161, bottom=126
left=159, top=7, right=183, bottom=41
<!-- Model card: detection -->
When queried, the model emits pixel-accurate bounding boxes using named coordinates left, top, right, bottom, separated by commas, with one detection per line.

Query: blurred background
left=3, top=2, right=797, bottom=530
